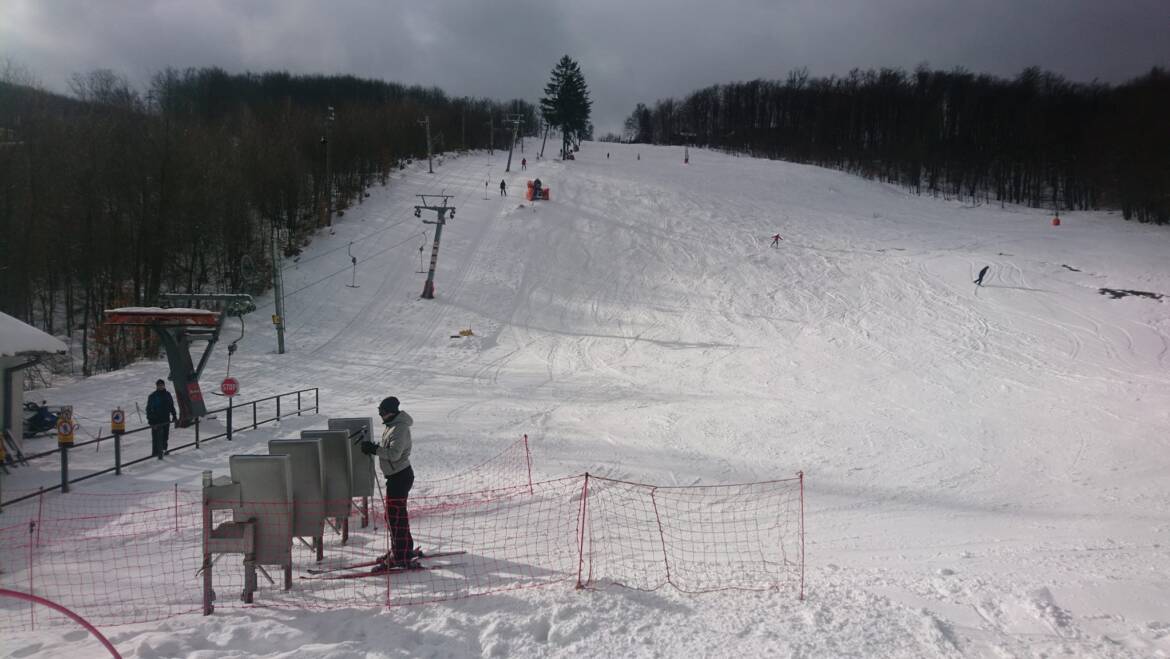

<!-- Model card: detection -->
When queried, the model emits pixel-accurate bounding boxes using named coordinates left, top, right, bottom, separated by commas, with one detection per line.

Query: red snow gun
left=526, top=180, right=550, bottom=201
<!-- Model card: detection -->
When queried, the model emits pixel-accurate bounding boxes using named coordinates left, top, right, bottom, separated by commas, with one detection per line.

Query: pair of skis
left=303, top=549, right=466, bottom=580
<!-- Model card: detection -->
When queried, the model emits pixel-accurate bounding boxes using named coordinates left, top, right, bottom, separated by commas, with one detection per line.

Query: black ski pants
left=384, top=466, right=415, bottom=563
left=150, top=421, right=171, bottom=458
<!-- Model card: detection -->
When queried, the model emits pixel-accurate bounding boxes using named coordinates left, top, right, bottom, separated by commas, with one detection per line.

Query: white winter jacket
left=377, top=411, right=413, bottom=476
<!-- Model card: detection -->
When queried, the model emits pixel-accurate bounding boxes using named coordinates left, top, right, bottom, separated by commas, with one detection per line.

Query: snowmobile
left=23, top=400, right=58, bottom=438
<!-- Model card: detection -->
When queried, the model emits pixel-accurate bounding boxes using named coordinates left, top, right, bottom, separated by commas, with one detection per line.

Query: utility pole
left=415, top=194, right=455, bottom=299
left=485, top=111, right=494, bottom=155
left=679, top=131, right=696, bottom=164
left=418, top=115, right=434, bottom=173
left=322, top=106, right=335, bottom=227
left=504, top=114, right=523, bottom=172
left=270, top=229, right=286, bottom=354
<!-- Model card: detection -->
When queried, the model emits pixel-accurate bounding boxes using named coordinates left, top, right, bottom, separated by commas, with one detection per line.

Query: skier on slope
left=974, top=265, right=990, bottom=287
left=359, top=396, right=417, bottom=570
left=771, top=233, right=783, bottom=247
left=499, top=179, right=507, bottom=196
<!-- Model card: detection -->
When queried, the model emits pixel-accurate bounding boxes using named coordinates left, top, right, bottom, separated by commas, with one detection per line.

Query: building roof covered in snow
left=0, top=311, right=68, bottom=357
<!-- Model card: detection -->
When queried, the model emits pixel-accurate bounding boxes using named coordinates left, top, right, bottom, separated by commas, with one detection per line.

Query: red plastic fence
left=0, top=463, right=804, bottom=632
left=579, top=474, right=805, bottom=595
left=0, top=588, right=122, bottom=657
left=414, top=434, right=535, bottom=498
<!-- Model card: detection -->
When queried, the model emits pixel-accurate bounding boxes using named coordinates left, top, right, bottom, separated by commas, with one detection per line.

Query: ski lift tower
left=104, top=293, right=255, bottom=427
left=415, top=194, right=455, bottom=299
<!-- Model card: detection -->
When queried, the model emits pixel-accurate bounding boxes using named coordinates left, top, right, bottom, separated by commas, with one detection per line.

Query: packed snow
left=4, top=141, right=1170, bottom=657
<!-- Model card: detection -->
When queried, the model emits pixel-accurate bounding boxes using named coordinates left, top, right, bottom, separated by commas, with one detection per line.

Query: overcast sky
left=2, top=0, right=1167, bottom=135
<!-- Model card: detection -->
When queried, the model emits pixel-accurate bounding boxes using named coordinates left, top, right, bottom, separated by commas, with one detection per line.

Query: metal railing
left=0, top=388, right=319, bottom=511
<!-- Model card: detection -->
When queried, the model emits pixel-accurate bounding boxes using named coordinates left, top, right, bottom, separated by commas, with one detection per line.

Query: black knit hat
left=378, top=396, right=400, bottom=414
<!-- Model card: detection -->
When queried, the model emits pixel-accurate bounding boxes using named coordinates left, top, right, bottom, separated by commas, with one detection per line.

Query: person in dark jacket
left=974, top=265, right=990, bottom=287
left=360, top=396, right=416, bottom=569
left=146, top=379, right=178, bottom=459
left=499, top=179, right=507, bottom=196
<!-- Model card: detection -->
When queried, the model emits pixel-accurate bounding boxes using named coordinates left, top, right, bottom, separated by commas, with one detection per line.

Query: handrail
left=0, top=387, right=319, bottom=511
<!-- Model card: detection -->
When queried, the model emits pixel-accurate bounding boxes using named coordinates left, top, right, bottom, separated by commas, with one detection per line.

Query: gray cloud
left=2, top=0, right=1166, bottom=135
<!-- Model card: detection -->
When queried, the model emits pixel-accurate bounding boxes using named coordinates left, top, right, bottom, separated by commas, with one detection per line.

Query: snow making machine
left=526, top=179, right=551, bottom=201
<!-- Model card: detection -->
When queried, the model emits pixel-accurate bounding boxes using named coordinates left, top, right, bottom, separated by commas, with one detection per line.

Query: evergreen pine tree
left=540, top=55, right=592, bottom=160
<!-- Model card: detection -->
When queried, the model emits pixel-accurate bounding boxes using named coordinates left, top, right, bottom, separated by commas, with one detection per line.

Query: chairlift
left=417, top=231, right=429, bottom=273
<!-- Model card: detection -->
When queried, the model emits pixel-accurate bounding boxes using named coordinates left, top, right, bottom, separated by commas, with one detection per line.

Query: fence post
left=524, top=434, right=533, bottom=494
left=798, top=470, right=805, bottom=602
left=174, top=483, right=179, bottom=534
left=253, top=402, right=258, bottom=430
left=315, top=388, right=319, bottom=412
left=27, top=514, right=35, bottom=629
left=276, top=395, right=281, bottom=420
left=60, top=445, right=69, bottom=494
left=650, top=487, right=672, bottom=589
left=114, top=433, right=122, bottom=475
left=297, top=391, right=302, bottom=416
left=35, top=488, right=44, bottom=547
left=195, top=417, right=200, bottom=449
left=227, top=400, right=233, bottom=441
left=575, top=472, right=590, bottom=589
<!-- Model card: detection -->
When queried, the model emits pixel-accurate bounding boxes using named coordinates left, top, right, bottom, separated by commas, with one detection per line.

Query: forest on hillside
left=624, top=66, right=1170, bottom=225
left=0, top=67, right=537, bottom=374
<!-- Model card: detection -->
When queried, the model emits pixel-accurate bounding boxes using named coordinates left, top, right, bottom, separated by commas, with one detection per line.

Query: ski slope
left=6, top=141, right=1170, bottom=657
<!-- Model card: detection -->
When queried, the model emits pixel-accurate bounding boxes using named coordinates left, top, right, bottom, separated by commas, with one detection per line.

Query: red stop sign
left=221, top=377, right=239, bottom=397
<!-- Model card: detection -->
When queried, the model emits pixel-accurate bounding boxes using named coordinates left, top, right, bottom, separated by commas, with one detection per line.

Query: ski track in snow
left=5, top=143, right=1170, bottom=658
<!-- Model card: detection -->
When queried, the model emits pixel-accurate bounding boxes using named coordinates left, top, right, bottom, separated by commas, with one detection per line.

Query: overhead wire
left=257, top=152, right=488, bottom=312
left=255, top=230, right=428, bottom=310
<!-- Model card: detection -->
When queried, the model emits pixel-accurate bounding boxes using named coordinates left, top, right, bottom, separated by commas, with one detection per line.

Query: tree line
left=624, top=66, right=1170, bottom=224
left=0, top=66, right=537, bottom=374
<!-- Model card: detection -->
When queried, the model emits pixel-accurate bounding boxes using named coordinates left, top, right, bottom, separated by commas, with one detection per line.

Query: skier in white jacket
left=360, top=396, right=415, bottom=568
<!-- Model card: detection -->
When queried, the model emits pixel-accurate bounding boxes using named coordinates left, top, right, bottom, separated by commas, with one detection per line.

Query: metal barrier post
left=297, top=391, right=302, bottom=416
left=315, top=388, right=319, bottom=412
left=195, top=417, right=201, bottom=449
left=60, top=446, right=69, bottom=494
left=114, top=434, right=122, bottom=475
left=253, top=402, right=258, bottom=429
left=227, top=400, right=233, bottom=441
left=276, top=395, right=281, bottom=420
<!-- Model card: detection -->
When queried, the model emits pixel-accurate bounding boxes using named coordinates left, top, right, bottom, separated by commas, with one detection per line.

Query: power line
left=257, top=231, right=427, bottom=311
left=281, top=163, right=462, bottom=272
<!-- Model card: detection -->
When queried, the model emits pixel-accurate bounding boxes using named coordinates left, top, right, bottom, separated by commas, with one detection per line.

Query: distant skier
left=974, top=265, right=990, bottom=287
left=771, top=233, right=782, bottom=247
left=499, top=179, right=506, bottom=196
left=521, top=158, right=527, bottom=171
left=533, top=178, right=542, bottom=200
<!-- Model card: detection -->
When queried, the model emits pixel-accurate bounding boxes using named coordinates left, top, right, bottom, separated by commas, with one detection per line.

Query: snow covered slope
left=6, top=141, right=1170, bottom=657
